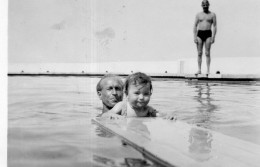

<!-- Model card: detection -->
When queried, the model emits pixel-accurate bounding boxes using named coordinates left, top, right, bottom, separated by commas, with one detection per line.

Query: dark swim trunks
left=197, top=30, right=212, bottom=42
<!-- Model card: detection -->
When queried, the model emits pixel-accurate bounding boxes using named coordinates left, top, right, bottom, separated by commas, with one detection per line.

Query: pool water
left=8, top=76, right=260, bottom=167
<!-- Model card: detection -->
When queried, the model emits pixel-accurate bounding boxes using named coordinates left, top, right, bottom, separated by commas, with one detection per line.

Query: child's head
left=124, top=72, right=153, bottom=109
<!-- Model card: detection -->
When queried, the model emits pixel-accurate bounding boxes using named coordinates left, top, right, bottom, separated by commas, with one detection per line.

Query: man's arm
left=101, top=102, right=124, bottom=119
left=211, top=13, right=217, bottom=43
left=106, top=102, right=123, bottom=115
left=193, top=14, right=199, bottom=43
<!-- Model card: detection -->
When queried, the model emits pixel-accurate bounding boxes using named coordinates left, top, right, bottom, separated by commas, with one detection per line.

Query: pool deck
left=8, top=73, right=260, bottom=83
left=93, top=118, right=260, bottom=167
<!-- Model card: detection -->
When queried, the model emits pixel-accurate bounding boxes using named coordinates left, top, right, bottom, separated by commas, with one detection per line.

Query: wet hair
left=96, top=74, right=123, bottom=92
left=124, top=72, right=153, bottom=95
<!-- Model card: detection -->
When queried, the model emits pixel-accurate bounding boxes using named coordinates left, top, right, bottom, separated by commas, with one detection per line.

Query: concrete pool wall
left=8, top=57, right=260, bottom=75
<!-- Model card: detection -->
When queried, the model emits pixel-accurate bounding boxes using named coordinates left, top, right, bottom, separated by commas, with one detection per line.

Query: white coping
left=8, top=57, right=260, bottom=75
left=93, top=118, right=260, bottom=167
left=185, top=74, right=260, bottom=79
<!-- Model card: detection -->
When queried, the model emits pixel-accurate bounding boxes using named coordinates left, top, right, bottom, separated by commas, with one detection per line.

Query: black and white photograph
left=2, top=0, right=260, bottom=166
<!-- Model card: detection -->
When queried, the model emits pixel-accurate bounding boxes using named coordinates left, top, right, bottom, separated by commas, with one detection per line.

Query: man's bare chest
left=199, top=14, right=213, bottom=23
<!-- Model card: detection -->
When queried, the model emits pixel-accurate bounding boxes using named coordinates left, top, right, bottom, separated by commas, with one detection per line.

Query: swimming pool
left=8, top=76, right=260, bottom=166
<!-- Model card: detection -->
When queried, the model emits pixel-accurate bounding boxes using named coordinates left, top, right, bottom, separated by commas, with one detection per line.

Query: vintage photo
left=6, top=0, right=260, bottom=166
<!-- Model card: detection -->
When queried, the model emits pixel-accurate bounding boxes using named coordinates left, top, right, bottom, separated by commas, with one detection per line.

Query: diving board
left=92, top=117, right=260, bottom=167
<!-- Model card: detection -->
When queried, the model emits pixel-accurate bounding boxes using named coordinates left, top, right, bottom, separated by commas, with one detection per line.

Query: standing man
left=194, top=0, right=217, bottom=75
left=96, top=74, right=124, bottom=114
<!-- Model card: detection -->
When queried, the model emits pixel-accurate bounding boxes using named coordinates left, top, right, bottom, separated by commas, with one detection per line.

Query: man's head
left=96, top=74, right=124, bottom=112
left=201, top=0, right=210, bottom=12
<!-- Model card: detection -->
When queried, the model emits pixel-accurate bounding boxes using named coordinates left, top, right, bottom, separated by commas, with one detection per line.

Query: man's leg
left=205, top=37, right=212, bottom=74
left=196, top=37, right=203, bottom=74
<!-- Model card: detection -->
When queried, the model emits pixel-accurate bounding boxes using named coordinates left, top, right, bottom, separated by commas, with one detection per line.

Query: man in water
left=96, top=74, right=124, bottom=114
left=193, top=0, right=217, bottom=75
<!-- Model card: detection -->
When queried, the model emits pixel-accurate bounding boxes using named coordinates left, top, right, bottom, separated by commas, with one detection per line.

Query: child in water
left=103, top=72, right=175, bottom=119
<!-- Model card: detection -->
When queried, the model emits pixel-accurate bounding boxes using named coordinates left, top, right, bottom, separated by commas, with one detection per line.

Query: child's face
left=127, top=84, right=152, bottom=109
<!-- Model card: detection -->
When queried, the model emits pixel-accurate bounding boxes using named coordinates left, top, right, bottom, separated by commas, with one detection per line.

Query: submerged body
left=103, top=72, right=175, bottom=119
left=109, top=100, right=158, bottom=117
left=103, top=72, right=158, bottom=118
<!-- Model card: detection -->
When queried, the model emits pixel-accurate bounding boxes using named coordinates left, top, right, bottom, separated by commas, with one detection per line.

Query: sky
left=7, top=0, right=260, bottom=64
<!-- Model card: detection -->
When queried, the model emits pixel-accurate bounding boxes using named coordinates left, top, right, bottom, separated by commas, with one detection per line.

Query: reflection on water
left=8, top=77, right=260, bottom=166
left=93, top=155, right=119, bottom=167
left=93, top=119, right=156, bottom=167
left=95, top=125, right=115, bottom=138
left=188, top=83, right=215, bottom=161
left=188, top=128, right=213, bottom=161
left=8, top=77, right=156, bottom=167
left=193, top=83, right=218, bottom=129
left=126, top=119, right=151, bottom=141
left=93, top=154, right=152, bottom=167
left=124, top=158, right=150, bottom=167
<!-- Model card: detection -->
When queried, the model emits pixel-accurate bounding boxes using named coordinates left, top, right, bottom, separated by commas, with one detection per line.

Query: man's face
left=98, top=78, right=123, bottom=109
left=201, top=1, right=209, bottom=10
